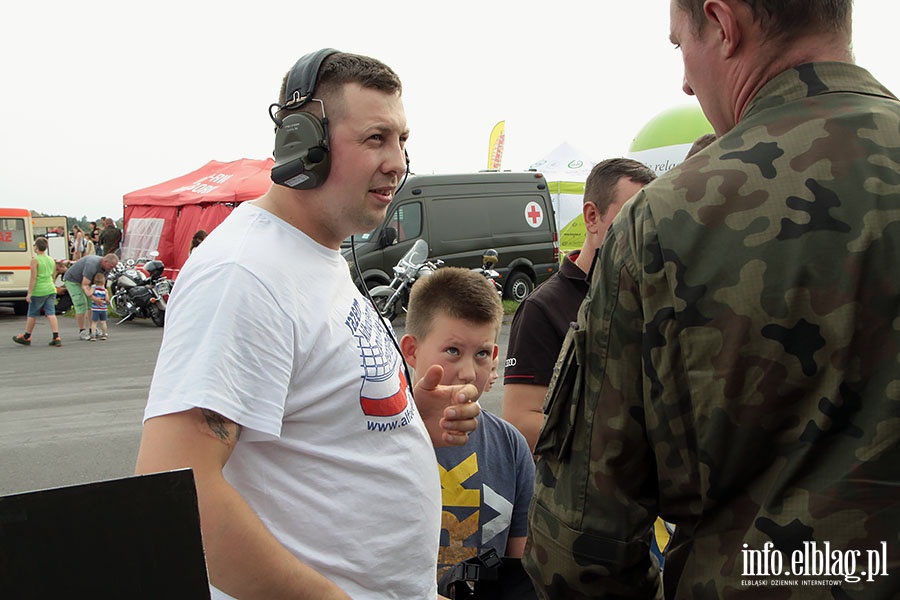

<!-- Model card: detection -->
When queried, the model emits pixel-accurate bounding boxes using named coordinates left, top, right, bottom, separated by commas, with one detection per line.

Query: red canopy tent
left=122, top=158, right=274, bottom=279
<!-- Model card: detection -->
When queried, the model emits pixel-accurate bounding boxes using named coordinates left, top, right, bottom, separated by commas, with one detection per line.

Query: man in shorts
left=62, top=253, right=118, bottom=340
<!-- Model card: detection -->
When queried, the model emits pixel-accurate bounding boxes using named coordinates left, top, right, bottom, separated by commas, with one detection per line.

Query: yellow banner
left=487, top=121, right=505, bottom=170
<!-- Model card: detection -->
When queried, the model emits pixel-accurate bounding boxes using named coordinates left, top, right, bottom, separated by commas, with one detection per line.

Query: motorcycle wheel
left=369, top=286, right=399, bottom=321
left=109, top=293, right=124, bottom=318
left=150, top=303, right=165, bottom=327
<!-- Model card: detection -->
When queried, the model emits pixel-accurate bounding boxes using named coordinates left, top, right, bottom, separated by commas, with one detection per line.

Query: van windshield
left=342, top=229, right=377, bottom=248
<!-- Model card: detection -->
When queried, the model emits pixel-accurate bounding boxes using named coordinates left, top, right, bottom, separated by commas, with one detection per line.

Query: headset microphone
left=395, top=149, right=411, bottom=195
left=270, top=48, right=339, bottom=189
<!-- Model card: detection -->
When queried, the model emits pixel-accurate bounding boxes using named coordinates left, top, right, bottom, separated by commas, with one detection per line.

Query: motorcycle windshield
left=402, top=239, right=429, bottom=267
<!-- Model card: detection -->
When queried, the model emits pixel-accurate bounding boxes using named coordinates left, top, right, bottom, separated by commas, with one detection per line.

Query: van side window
left=388, top=203, right=422, bottom=242
left=0, top=218, right=28, bottom=251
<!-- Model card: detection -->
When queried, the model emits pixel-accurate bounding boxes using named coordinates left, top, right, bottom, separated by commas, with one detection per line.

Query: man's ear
left=704, top=0, right=742, bottom=58
left=583, top=201, right=603, bottom=235
left=399, top=334, right=418, bottom=369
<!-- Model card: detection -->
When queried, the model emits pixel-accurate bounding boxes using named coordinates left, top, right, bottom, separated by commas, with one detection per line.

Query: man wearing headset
left=135, top=50, right=480, bottom=600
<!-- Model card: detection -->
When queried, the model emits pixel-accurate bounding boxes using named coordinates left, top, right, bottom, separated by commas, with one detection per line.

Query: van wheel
left=504, top=271, right=534, bottom=303
left=13, top=301, right=28, bottom=316
left=364, top=278, right=385, bottom=291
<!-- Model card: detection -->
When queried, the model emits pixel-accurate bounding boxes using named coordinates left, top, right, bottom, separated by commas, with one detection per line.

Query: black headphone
left=270, top=48, right=339, bottom=189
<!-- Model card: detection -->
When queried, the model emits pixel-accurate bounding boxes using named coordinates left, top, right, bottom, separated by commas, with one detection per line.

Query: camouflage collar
left=744, top=62, right=897, bottom=121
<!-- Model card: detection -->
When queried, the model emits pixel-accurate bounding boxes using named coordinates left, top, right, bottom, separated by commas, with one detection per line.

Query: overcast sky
left=2, top=0, right=895, bottom=219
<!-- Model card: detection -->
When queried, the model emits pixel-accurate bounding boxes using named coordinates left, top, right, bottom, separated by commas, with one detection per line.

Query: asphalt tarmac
left=0, top=307, right=511, bottom=497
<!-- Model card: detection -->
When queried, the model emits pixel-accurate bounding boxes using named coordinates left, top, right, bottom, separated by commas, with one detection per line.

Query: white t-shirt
left=145, top=203, right=441, bottom=599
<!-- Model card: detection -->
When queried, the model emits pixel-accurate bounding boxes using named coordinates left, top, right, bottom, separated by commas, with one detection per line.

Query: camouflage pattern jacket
left=525, top=62, right=900, bottom=599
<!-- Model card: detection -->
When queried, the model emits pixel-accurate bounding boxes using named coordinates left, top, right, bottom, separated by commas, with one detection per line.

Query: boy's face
left=402, top=313, right=498, bottom=397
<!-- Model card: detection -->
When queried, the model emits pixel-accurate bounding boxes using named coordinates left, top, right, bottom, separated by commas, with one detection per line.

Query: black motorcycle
left=368, top=239, right=443, bottom=321
left=472, top=249, right=503, bottom=299
left=107, top=253, right=172, bottom=327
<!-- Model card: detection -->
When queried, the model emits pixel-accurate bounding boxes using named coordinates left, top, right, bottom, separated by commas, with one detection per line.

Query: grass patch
left=502, top=300, right=520, bottom=315
left=57, top=303, right=119, bottom=319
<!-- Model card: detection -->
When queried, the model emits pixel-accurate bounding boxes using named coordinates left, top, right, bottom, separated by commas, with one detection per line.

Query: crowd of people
left=142, top=2, right=898, bottom=596
left=10, top=218, right=210, bottom=347
left=13, top=251, right=120, bottom=345
left=11, top=217, right=123, bottom=346
left=11, top=1, right=900, bottom=598
left=69, top=217, right=122, bottom=260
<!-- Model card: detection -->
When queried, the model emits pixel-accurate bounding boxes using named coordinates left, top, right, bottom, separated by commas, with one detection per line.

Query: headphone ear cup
left=271, top=112, right=331, bottom=189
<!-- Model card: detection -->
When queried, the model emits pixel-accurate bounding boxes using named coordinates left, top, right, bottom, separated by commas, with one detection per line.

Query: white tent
left=529, top=142, right=595, bottom=253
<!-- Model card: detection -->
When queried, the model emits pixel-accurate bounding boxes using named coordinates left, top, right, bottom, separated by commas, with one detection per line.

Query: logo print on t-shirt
left=360, top=369, right=409, bottom=417
left=346, top=298, right=409, bottom=418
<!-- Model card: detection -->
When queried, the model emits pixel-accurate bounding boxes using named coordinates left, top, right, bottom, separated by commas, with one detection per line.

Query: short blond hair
left=405, top=267, right=503, bottom=340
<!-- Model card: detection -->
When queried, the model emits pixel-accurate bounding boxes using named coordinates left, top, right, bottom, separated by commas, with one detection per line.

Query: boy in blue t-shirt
left=397, top=267, right=535, bottom=582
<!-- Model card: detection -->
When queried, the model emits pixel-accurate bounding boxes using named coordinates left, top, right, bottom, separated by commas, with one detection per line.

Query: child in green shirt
left=12, top=237, right=61, bottom=346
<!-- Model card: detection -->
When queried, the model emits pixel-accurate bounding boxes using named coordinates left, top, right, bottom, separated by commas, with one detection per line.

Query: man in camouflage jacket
left=524, top=1, right=900, bottom=598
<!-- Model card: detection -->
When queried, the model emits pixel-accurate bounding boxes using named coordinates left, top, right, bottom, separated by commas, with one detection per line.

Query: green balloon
left=629, top=105, right=713, bottom=152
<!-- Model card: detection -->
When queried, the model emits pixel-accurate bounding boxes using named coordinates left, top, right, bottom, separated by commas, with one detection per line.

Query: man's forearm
left=501, top=384, right=549, bottom=453
left=135, top=410, right=351, bottom=600
left=516, top=411, right=544, bottom=455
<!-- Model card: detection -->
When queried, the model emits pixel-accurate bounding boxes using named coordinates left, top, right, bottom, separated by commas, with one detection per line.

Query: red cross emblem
left=525, top=201, right=543, bottom=228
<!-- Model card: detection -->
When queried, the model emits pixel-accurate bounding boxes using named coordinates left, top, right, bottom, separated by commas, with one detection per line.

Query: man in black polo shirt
left=502, top=158, right=655, bottom=452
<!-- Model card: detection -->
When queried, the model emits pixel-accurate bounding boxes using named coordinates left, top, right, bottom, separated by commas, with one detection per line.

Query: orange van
left=0, top=208, right=35, bottom=315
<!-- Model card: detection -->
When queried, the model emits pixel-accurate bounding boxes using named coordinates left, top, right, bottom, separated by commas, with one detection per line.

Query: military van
left=343, top=171, right=560, bottom=301
left=0, top=208, right=35, bottom=315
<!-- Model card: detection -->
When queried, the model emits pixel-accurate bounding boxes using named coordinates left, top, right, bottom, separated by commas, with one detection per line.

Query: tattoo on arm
left=201, top=409, right=242, bottom=444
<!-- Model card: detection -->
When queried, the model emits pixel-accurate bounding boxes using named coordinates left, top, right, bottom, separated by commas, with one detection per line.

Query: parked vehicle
left=343, top=171, right=559, bottom=302
left=368, top=239, right=443, bottom=321
left=0, top=207, right=34, bottom=316
left=107, top=253, right=172, bottom=327
left=31, top=216, right=69, bottom=261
